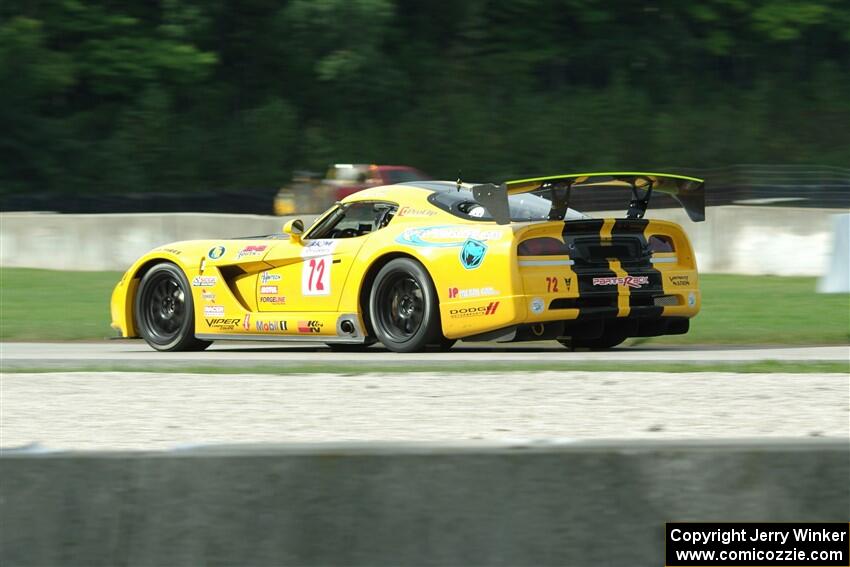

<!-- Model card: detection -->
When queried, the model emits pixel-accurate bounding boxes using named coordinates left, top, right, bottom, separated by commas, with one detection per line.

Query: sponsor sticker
left=260, top=285, right=278, bottom=294
left=395, top=225, right=502, bottom=248
left=448, top=301, right=500, bottom=319
left=208, top=246, right=225, bottom=260
left=192, top=275, right=217, bottom=287
left=448, top=286, right=499, bottom=299
left=260, top=271, right=281, bottom=284
left=298, top=320, right=323, bottom=333
left=396, top=206, right=437, bottom=217
left=260, top=296, right=286, bottom=304
left=530, top=298, right=545, bottom=314
left=243, top=314, right=251, bottom=331
left=670, top=275, right=690, bottom=286
left=201, top=291, right=216, bottom=302
left=301, top=239, right=338, bottom=258
left=688, top=292, right=697, bottom=307
left=205, top=318, right=240, bottom=329
left=592, top=276, right=650, bottom=289
left=255, top=320, right=287, bottom=332
left=158, top=247, right=182, bottom=255
left=203, top=305, right=224, bottom=317
left=459, top=238, right=487, bottom=269
left=236, top=245, right=267, bottom=259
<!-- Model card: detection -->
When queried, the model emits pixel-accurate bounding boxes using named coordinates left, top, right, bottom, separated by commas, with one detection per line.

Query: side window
left=307, top=201, right=397, bottom=239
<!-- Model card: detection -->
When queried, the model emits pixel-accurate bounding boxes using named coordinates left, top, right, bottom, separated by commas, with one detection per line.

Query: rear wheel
left=369, top=258, right=440, bottom=353
left=135, top=263, right=211, bottom=352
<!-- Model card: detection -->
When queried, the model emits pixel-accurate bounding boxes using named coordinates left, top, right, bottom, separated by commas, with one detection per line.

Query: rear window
left=428, top=189, right=587, bottom=222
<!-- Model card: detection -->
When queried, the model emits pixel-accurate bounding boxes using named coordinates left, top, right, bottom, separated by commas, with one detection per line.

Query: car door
left=256, top=200, right=396, bottom=313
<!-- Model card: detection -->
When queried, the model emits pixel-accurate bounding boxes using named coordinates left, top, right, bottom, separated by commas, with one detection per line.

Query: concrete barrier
left=0, top=206, right=842, bottom=274
left=0, top=212, right=318, bottom=271
left=1, top=440, right=847, bottom=566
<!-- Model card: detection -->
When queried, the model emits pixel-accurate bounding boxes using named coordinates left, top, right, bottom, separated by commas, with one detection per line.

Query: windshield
left=428, top=188, right=587, bottom=222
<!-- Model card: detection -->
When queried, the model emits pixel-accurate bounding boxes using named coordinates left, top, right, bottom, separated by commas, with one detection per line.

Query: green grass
left=0, top=267, right=123, bottom=340
left=4, top=361, right=848, bottom=374
left=645, top=274, right=849, bottom=345
left=0, top=268, right=847, bottom=344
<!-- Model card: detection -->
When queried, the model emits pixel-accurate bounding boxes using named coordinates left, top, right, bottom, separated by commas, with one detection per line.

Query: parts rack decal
left=592, top=276, right=649, bottom=289
left=236, top=245, right=267, bottom=259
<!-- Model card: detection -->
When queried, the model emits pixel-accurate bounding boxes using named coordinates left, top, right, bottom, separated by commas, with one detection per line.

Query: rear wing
left=472, top=172, right=705, bottom=224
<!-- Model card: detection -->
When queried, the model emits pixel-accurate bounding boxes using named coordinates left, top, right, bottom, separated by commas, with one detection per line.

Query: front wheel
left=135, top=263, right=211, bottom=352
left=369, top=258, right=441, bottom=353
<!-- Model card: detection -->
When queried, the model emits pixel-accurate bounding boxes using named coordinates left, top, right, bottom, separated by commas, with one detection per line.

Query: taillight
left=648, top=235, right=674, bottom=253
left=517, top=237, right=570, bottom=256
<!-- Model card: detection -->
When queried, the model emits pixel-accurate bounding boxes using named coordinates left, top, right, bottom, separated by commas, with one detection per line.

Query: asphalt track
left=1, top=340, right=848, bottom=366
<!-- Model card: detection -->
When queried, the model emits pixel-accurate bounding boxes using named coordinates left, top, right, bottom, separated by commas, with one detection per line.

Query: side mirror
left=283, top=218, right=304, bottom=244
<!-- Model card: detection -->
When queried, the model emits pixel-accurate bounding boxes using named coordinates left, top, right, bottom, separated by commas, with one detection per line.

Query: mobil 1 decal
left=301, top=240, right=337, bottom=296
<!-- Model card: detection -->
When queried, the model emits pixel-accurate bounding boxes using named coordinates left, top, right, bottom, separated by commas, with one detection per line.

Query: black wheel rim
left=376, top=273, right=425, bottom=342
left=140, top=272, right=187, bottom=343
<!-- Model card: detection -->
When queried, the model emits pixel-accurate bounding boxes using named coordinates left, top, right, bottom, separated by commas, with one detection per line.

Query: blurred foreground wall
left=0, top=206, right=843, bottom=275
left=1, top=440, right=847, bottom=566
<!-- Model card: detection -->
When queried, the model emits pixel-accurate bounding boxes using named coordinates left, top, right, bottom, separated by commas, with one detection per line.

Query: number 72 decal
left=302, top=256, right=331, bottom=296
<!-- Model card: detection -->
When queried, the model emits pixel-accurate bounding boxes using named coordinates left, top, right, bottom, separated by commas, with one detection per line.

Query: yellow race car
left=111, top=173, right=704, bottom=352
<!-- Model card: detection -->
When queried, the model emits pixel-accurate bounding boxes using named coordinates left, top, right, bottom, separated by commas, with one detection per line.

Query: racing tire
left=369, top=258, right=441, bottom=353
left=135, top=263, right=211, bottom=352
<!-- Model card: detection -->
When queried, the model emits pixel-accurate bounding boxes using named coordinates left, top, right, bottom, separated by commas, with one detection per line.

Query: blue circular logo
left=208, top=246, right=225, bottom=260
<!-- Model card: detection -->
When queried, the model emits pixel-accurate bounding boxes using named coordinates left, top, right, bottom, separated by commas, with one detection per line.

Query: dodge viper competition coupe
left=111, top=173, right=704, bottom=353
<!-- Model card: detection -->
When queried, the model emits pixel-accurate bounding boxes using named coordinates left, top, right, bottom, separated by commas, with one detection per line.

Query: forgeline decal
left=259, top=296, right=286, bottom=304
left=242, top=314, right=251, bottom=331
left=669, top=275, right=690, bottom=286
left=256, top=320, right=287, bottom=332
left=260, top=285, right=278, bottom=294
left=448, top=286, right=499, bottom=299
left=592, top=276, right=650, bottom=288
left=236, top=245, right=267, bottom=259
left=396, top=206, right=437, bottom=217
left=449, top=301, right=500, bottom=318
left=530, top=298, right=545, bottom=314
left=395, top=226, right=502, bottom=247
left=298, top=320, right=323, bottom=333
left=201, top=291, right=216, bottom=302
left=207, top=246, right=225, bottom=260
left=192, top=275, right=217, bottom=287
left=205, top=318, right=240, bottom=329
left=459, top=238, right=487, bottom=269
left=260, top=271, right=281, bottom=284
left=203, top=305, right=224, bottom=317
